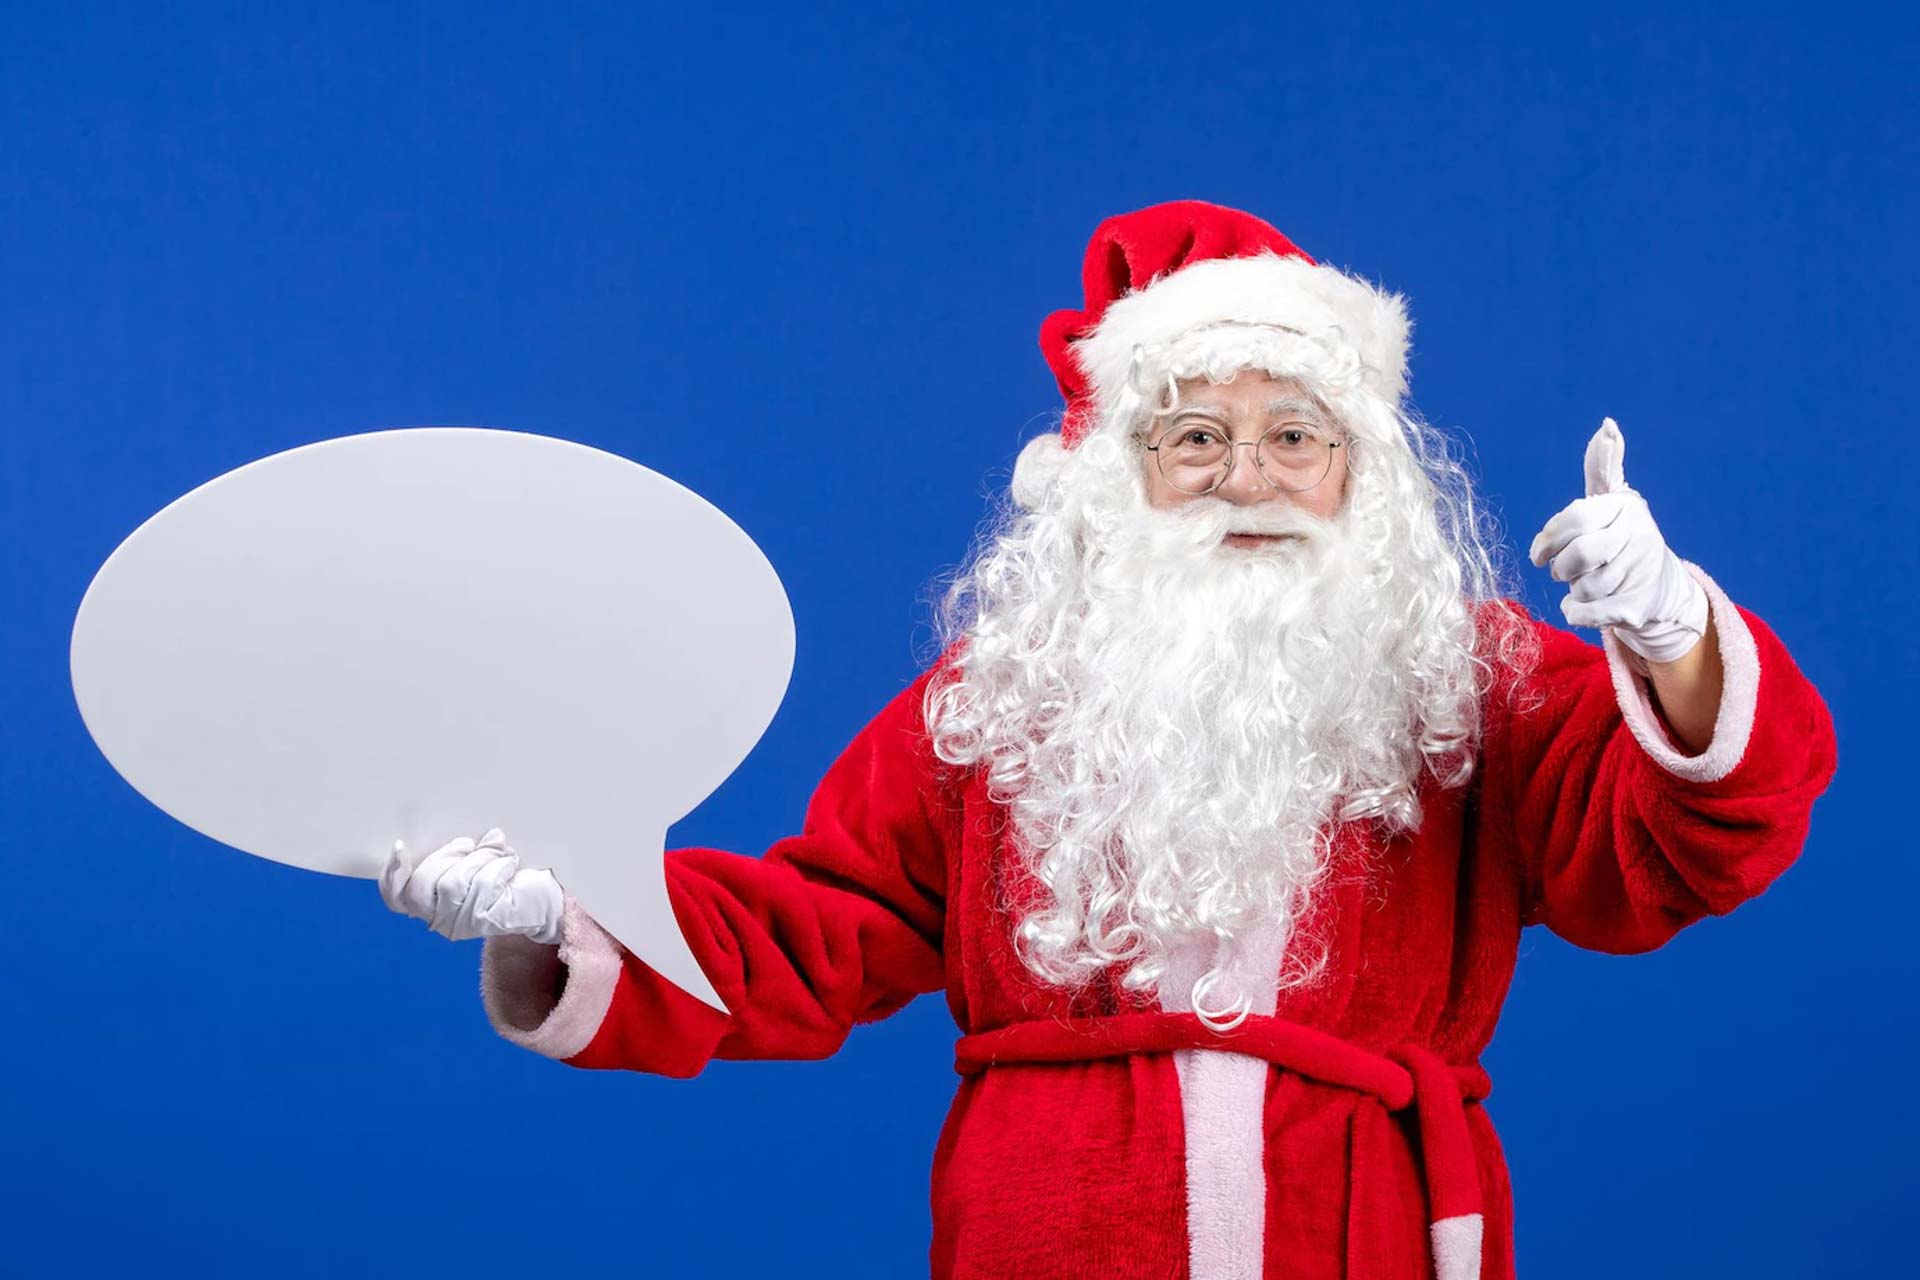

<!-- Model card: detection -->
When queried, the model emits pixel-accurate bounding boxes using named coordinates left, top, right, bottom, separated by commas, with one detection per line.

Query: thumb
left=1583, top=416, right=1627, bottom=498
left=380, top=838, right=425, bottom=913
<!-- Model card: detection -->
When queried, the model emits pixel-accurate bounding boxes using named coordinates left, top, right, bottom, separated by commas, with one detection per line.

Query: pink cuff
left=479, top=893, right=623, bottom=1061
left=1602, top=560, right=1760, bottom=785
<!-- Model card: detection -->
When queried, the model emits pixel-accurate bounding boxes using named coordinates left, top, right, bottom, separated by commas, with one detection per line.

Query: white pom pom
left=1010, top=432, right=1069, bottom=510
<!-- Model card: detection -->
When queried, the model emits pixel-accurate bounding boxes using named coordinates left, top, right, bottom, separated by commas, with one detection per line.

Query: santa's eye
left=1159, top=423, right=1231, bottom=451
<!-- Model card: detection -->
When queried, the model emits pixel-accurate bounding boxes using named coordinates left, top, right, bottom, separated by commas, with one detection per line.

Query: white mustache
left=1115, top=500, right=1339, bottom=575
left=1208, top=507, right=1325, bottom=541
left=1154, top=499, right=1325, bottom=538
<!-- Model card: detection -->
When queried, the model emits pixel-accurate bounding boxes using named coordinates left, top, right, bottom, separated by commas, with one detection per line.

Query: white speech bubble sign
left=70, top=427, right=796, bottom=1014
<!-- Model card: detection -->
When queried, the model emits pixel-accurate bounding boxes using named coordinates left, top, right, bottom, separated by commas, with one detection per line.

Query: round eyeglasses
left=1142, top=421, right=1345, bottom=495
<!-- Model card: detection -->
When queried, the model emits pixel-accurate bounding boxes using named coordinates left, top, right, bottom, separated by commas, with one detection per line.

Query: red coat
left=479, top=561, right=1836, bottom=1279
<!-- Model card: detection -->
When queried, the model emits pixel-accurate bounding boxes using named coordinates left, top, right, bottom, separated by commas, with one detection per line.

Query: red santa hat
left=1012, top=199, right=1411, bottom=508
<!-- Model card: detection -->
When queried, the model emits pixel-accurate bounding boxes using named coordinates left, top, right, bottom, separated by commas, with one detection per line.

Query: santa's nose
left=1214, top=446, right=1283, bottom=505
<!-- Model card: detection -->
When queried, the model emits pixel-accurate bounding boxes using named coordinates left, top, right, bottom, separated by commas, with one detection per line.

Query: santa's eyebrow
left=1264, top=396, right=1328, bottom=420
left=1166, top=396, right=1329, bottom=423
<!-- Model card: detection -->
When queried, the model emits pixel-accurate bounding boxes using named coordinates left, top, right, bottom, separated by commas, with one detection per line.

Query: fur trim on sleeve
left=479, top=893, right=623, bottom=1061
left=1603, top=560, right=1760, bottom=784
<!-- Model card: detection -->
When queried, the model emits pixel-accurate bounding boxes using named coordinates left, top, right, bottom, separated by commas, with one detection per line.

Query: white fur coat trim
left=1163, top=917, right=1289, bottom=1280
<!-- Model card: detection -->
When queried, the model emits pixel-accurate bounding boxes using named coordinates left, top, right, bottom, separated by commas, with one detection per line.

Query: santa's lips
left=1223, top=532, right=1301, bottom=549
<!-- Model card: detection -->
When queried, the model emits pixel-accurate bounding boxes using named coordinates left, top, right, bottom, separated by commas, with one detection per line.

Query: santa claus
left=380, top=200, right=1838, bottom=1279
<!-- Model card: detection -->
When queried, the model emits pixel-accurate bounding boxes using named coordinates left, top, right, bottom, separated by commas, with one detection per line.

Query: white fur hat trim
left=1071, top=250, right=1411, bottom=416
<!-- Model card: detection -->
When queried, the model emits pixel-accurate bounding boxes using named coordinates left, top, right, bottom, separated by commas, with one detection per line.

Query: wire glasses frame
left=1141, top=421, right=1346, bottom=495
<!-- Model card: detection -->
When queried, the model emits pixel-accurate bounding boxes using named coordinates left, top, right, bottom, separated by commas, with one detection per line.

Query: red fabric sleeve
left=1479, top=562, right=1838, bottom=954
left=480, top=659, right=958, bottom=1076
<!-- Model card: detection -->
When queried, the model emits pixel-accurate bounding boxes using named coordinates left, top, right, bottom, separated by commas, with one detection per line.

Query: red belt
left=954, top=1010, right=1490, bottom=1279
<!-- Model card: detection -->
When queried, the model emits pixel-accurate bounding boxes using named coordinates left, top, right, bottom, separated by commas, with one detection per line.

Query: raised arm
left=479, top=658, right=960, bottom=1076
left=1478, top=562, right=1838, bottom=954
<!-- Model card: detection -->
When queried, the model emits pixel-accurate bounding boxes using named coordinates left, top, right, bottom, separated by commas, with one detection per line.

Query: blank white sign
left=70, top=427, right=797, bottom=1013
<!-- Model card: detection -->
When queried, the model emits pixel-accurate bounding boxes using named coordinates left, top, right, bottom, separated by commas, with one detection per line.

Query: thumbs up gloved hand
left=379, top=827, right=565, bottom=945
left=1526, top=416, right=1710, bottom=667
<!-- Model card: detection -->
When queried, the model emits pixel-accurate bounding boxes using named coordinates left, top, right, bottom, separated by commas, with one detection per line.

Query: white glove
left=1527, top=416, right=1709, bottom=666
left=379, top=827, right=566, bottom=945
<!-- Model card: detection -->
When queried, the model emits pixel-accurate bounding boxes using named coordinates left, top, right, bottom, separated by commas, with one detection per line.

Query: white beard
left=927, top=458, right=1490, bottom=1027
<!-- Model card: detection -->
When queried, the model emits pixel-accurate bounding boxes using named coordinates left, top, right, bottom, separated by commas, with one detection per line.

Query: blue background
left=2, top=3, right=1908, bottom=1276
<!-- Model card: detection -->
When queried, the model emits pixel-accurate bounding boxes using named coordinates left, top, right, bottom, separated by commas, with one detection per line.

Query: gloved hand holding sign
left=70, top=427, right=795, bottom=1013
left=381, top=827, right=565, bottom=945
